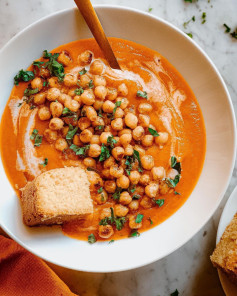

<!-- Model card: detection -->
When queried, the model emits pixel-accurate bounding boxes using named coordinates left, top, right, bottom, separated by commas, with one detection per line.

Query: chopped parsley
left=148, top=217, right=153, bottom=225
left=201, top=12, right=206, bottom=24
left=69, top=144, right=90, bottom=157
left=95, top=125, right=104, bottom=131
left=133, top=150, right=143, bottom=173
left=231, top=28, right=237, bottom=39
left=148, top=7, right=153, bottom=12
left=184, top=0, right=193, bottom=2
left=132, top=194, right=141, bottom=200
left=30, top=129, right=42, bottom=147
left=174, top=191, right=181, bottom=195
left=171, top=156, right=181, bottom=174
left=74, top=88, right=84, bottom=95
left=148, top=127, right=159, bottom=137
left=109, top=240, right=114, bottom=244
left=66, top=124, right=78, bottom=141
left=183, top=15, right=195, bottom=29
left=107, top=135, right=117, bottom=149
left=128, top=185, right=136, bottom=193
left=98, top=187, right=103, bottom=194
left=129, top=230, right=140, bottom=238
left=24, top=88, right=39, bottom=97
left=154, top=199, right=165, bottom=207
left=99, top=144, right=110, bottom=161
left=33, top=61, right=44, bottom=69
left=125, top=156, right=133, bottom=176
left=223, top=23, right=231, bottom=33
left=62, top=108, right=78, bottom=122
left=186, top=32, right=193, bottom=38
left=135, top=214, right=144, bottom=224
left=88, top=233, right=96, bottom=244
left=40, top=158, right=48, bottom=167
left=86, top=167, right=100, bottom=173
left=112, top=187, right=123, bottom=200
left=170, top=289, right=179, bottom=296
left=79, top=68, right=87, bottom=75
left=111, top=101, right=122, bottom=120
left=136, top=90, right=148, bottom=99
left=99, top=208, right=127, bottom=231
left=166, top=175, right=180, bottom=188
left=223, top=24, right=237, bottom=39
left=14, top=70, right=35, bottom=85
left=88, top=80, right=94, bottom=88
left=43, top=50, right=65, bottom=82
left=98, top=108, right=103, bottom=118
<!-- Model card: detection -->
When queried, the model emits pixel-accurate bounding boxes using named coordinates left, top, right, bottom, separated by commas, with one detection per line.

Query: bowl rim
left=0, top=5, right=236, bottom=273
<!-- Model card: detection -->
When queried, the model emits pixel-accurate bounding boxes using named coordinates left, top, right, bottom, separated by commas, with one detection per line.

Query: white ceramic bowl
left=0, top=6, right=236, bottom=272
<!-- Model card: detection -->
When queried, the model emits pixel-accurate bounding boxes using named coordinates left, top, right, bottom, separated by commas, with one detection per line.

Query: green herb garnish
left=135, top=214, right=144, bottom=224
left=132, top=194, right=141, bottom=200
left=171, top=156, right=181, bottom=174
left=148, top=217, right=153, bottom=225
left=111, top=101, right=122, bottom=120
left=166, top=175, right=180, bottom=188
left=79, top=68, right=87, bottom=75
left=43, top=50, right=65, bottom=82
left=129, top=230, right=140, bottom=238
left=186, top=33, right=193, bottom=38
left=99, top=208, right=127, bottom=231
left=88, top=80, right=94, bottom=88
left=74, top=88, right=84, bottom=95
left=133, top=150, right=143, bottom=173
left=174, top=191, right=181, bottom=195
left=148, top=127, right=159, bottom=137
left=88, top=233, right=96, bottom=244
left=99, top=144, right=110, bottom=161
left=201, top=12, right=206, bottom=24
left=170, top=289, right=179, bottom=296
left=24, top=88, right=39, bottom=97
left=183, top=15, right=195, bottom=29
left=40, top=158, right=48, bottom=167
left=136, top=90, right=148, bottom=99
left=154, top=199, right=165, bottom=207
left=112, top=187, right=123, bottom=200
left=107, top=135, right=117, bottom=149
left=69, top=144, right=90, bottom=157
left=33, top=61, right=44, bottom=69
left=231, top=28, right=237, bottom=39
left=109, top=240, right=114, bottom=244
left=66, top=124, right=78, bottom=141
left=223, top=23, right=231, bottom=33
left=98, top=187, right=103, bottom=194
left=30, top=129, right=43, bottom=147
left=14, top=70, right=35, bottom=85
left=148, top=7, right=153, bottom=12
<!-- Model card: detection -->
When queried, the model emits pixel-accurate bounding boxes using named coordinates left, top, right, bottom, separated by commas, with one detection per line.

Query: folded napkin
left=0, top=235, right=77, bottom=296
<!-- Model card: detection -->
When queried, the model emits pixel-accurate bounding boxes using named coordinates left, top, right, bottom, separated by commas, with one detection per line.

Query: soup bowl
left=0, top=6, right=236, bottom=272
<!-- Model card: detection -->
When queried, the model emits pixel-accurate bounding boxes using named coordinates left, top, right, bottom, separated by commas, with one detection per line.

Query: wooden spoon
left=74, top=0, right=121, bottom=70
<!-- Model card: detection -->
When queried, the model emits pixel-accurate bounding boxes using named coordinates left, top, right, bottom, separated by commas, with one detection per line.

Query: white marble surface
left=0, top=0, right=237, bottom=295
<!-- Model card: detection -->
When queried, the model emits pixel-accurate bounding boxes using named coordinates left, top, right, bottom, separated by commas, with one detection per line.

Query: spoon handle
left=74, top=0, right=121, bottom=70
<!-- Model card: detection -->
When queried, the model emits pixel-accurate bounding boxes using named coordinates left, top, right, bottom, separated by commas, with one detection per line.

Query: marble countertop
left=0, top=0, right=237, bottom=295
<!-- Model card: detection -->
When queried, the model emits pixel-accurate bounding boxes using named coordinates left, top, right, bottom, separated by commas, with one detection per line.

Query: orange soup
left=0, top=38, right=206, bottom=242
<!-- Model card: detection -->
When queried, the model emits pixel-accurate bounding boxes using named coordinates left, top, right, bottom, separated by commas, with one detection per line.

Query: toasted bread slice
left=21, top=167, right=93, bottom=226
left=210, top=213, right=237, bottom=284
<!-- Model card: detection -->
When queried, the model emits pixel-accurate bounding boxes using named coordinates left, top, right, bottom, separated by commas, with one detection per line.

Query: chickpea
left=118, top=129, right=132, bottom=137
left=118, top=83, right=128, bottom=96
left=124, top=112, right=138, bottom=130
left=58, top=93, right=71, bottom=104
left=140, top=196, right=154, bottom=209
left=142, top=135, right=154, bottom=147
left=141, top=155, right=154, bottom=170
left=55, top=138, right=68, bottom=151
left=98, top=225, right=114, bottom=239
left=60, top=86, right=69, bottom=94
left=112, top=147, right=124, bottom=161
left=94, top=75, right=106, bottom=87
left=95, top=190, right=108, bottom=205
left=134, top=185, right=145, bottom=197
left=83, top=106, right=96, bottom=122
left=114, top=204, right=129, bottom=217
left=88, top=144, right=101, bottom=158
left=104, top=180, right=116, bottom=193
left=129, top=215, right=142, bottom=229
left=132, top=126, right=145, bottom=141
left=119, top=191, right=132, bottom=205
left=58, top=51, right=71, bottom=66
left=102, top=168, right=112, bottom=179
left=119, top=133, right=132, bottom=147
left=124, top=145, right=134, bottom=156
left=81, top=89, right=95, bottom=106
left=79, top=74, right=91, bottom=88
left=138, top=103, right=152, bottom=114
left=139, top=174, right=151, bottom=186
left=78, top=50, right=93, bottom=65
left=90, top=135, right=100, bottom=145
left=116, top=97, right=129, bottom=110
left=155, top=132, right=169, bottom=146
left=159, top=181, right=169, bottom=195
left=47, top=88, right=60, bottom=101
left=106, top=87, right=118, bottom=101
left=104, top=125, right=117, bottom=136
left=92, top=116, right=105, bottom=128
left=138, top=114, right=150, bottom=128
left=110, top=165, right=124, bottom=178
left=48, top=77, right=60, bottom=88
left=61, top=126, right=69, bottom=137
left=117, top=175, right=130, bottom=189
left=78, top=117, right=91, bottom=130
left=68, top=99, right=80, bottom=112
left=124, top=105, right=136, bottom=116
left=134, top=145, right=145, bottom=157
left=93, top=100, right=104, bottom=111
left=39, top=68, right=50, bottom=78
left=87, top=171, right=103, bottom=190
left=64, top=73, right=78, bottom=87
left=128, top=200, right=139, bottom=211
left=114, top=107, right=124, bottom=119
left=129, top=171, right=141, bottom=185
left=31, top=77, right=43, bottom=90
left=151, top=167, right=165, bottom=181
left=111, top=118, right=123, bottom=131
left=80, top=129, right=93, bottom=143
left=99, top=132, right=111, bottom=145
left=145, top=182, right=159, bottom=198
left=44, top=128, right=57, bottom=143
left=34, top=92, right=46, bottom=105
left=100, top=208, right=111, bottom=219
left=94, top=86, right=107, bottom=100
left=167, top=168, right=179, bottom=180
left=49, top=118, right=64, bottom=131
left=50, top=102, right=63, bottom=117
left=103, top=156, right=116, bottom=168
left=83, top=157, right=96, bottom=168
left=90, top=59, right=104, bottom=75
left=38, top=106, right=51, bottom=121
left=73, top=95, right=81, bottom=104
left=73, top=134, right=83, bottom=146
left=102, top=100, right=115, bottom=113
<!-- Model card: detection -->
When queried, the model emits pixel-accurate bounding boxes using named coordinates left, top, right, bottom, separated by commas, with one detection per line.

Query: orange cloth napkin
left=0, top=235, right=77, bottom=296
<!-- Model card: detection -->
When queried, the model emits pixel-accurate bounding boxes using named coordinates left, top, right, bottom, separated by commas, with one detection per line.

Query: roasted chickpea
left=64, top=73, right=78, bottom=87
left=138, top=103, right=152, bottom=114
left=69, top=99, right=80, bottom=112
left=80, top=129, right=93, bottom=143
left=38, top=106, right=51, bottom=121
left=60, top=86, right=69, bottom=94
left=50, top=102, right=63, bottom=117
left=110, top=164, right=124, bottom=178
left=125, top=113, right=138, bottom=129
left=116, top=175, right=130, bottom=189
left=128, top=200, right=139, bottom=211
left=100, top=208, right=111, bottom=219
left=118, top=129, right=132, bottom=136
left=94, top=86, right=107, bottom=100
left=103, top=156, right=116, bottom=168
left=145, top=182, right=159, bottom=198
left=34, top=92, right=46, bottom=105
left=104, top=180, right=116, bottom=193
left=92, top=116, right=104, bottom=128
left=87, top=171, right=103, bottom=190
left=124, top=144, right=134, bottom=156
left=39, top=68, right=50, bottom=78
left=151, top=167, right=165, bottom=180
left=73, top=134, right=83, bottom=146
left=90, top=60, right=104, bottom=75
left=139, top=174, right=151, bottom=186
left=119, top=133, right=132, bottom=147
left=159, top=181, right=170, bottom=195
left=82, top=106, right=96, bottom=122
left=94, top=190, right=108, bottom=205
left=58, top=51, right=71, bottom=66
left=132, top=126, right=145, bottom=141
left=119, top=191, right=132, bottom=205
left=114, top=107, right=124, bottom=119
left=116, top=97, right=129, bottom=110
left=118, top=83, right=128, bottom=96
left=88, top=144, right=101, bottom=157
left=102, top=168, right=112, bottom=179
left=141, top=155, right=154, bottom=170
left=155, top=132, right=169, bottom=145
left=124, top=105, right=136, bottom=115
left=47, top=88, right=60, bottom=101
left=134, top=145, right=146, bottom=157
left=129, top=215, right=142, bottom=229
left=112, top=147, right=124, bottom=161
left=81, top=89, right=95, bottom=105
left=138, top=114, right=150, bottom=128
left=78, top=117, right=91, bottom=130
left=140, top=196, right=154, bottom=209
left=102, top=100, right=115, bottom=113
left=90, top=135, right=100, bottom=145
left=93, top=100, right=104, bottom=111
left=48, top=77, right=60, bottom=88
left=114, top=204, right=129, bottom=217
left=99, top=132, right=112, bottom=145
left=111, top=118, right=123, bottom=131
left=134, top=185, right=145, bottom=197
left=142, top=135, right=154, bottom=147
left=79, top=74, right=91, bottom=88
left=94, top=75, right=106, bottom=87
left=78, top=50, right=93, bottom=65
left=83, top=157, right=96, bottom=168
left=129, top=171, right=141, bottom=185
left=58, top=93, right=71, bottom=104
left=98, top=225, right=114, bottom=239
left=55, top=138, right=68, bottom=151
left=104, top=125, right=117, bottom=136
left=31, top=77, right=43, bottom=90
left=43, top=128, right=57, bottom=143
